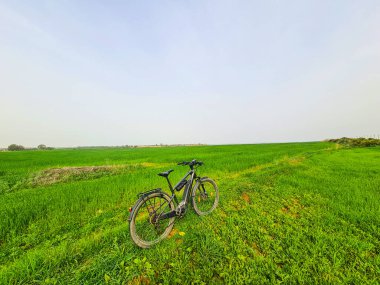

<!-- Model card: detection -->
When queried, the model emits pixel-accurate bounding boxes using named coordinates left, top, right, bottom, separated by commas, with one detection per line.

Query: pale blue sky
left=1, top=1, right=379, bottom=147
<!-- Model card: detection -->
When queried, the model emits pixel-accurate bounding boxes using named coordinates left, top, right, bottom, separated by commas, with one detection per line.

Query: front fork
left=200, top=183, right=208, bottom=199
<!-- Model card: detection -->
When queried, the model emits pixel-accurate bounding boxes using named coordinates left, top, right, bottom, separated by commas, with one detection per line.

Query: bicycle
left=128, top=159, right=219, bottom=248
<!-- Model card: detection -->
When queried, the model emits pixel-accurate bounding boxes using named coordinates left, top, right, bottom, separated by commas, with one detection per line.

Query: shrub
left=37, top=144, right=54, bottom=150
left=327, top=137, right=380, bottom=148
left=38, top=144, right=47, bottom=150
left=7, top=144, right=25, bottom=151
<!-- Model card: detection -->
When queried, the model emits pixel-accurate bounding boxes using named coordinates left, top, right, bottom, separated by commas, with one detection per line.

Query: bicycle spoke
left=132, top=195, right=174, bottom=243
left=193, top=180, right=218, bottom=215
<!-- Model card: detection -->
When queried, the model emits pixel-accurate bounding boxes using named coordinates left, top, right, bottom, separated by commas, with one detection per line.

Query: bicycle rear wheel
left=129, top=192, right=175, bottom=248
left=192, top=178, right=219, bottom=216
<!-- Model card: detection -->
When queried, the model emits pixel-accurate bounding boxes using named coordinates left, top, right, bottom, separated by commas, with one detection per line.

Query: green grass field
left=0, top=142, right=379, bottom=284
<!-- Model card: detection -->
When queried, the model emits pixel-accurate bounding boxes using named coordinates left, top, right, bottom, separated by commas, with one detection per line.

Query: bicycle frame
left=155, top=168, right=201, bottom=220
left=129, top=159, right=218, bottom=248
left=129, top=163, right=204, bottom=223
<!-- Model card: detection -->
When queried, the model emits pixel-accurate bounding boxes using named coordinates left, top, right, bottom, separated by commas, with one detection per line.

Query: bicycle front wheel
left=129, top=192, right=175, bottom=248
left=192, top=178, right=219, bottom=216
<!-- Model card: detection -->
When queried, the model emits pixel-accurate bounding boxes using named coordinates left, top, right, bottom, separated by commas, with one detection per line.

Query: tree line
left=7, top=144, right=54, bottom=151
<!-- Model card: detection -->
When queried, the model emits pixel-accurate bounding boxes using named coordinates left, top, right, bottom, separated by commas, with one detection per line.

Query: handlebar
left=177, top=159, right=203, bottom=168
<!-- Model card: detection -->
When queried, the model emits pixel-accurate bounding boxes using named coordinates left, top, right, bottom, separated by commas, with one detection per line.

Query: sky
left=0, top=1, right=379, bottom=147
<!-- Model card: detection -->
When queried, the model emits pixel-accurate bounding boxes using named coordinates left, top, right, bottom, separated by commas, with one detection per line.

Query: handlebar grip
left=177, top=161, right=203, bottom=166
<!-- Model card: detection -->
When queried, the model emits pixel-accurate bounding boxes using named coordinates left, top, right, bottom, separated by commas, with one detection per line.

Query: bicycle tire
left=129, top=192, right=175, bottom=248
left=192, top=178, right=219, bottom=216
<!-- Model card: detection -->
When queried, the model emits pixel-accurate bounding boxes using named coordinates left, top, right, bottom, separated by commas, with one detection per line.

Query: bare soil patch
left=241, top=192, right=251, bottom=203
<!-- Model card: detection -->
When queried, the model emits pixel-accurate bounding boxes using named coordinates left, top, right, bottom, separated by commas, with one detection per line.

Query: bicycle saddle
left=158, top=169, right=174, bottom=177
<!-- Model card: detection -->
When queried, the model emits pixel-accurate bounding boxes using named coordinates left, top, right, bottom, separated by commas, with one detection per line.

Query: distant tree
left=8, top=144, right=25, bottom=151
left=38, top=144, right=47, bottom=150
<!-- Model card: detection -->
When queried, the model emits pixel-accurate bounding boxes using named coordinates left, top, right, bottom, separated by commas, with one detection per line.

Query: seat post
left=166, top=177, right=174, bottom=193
